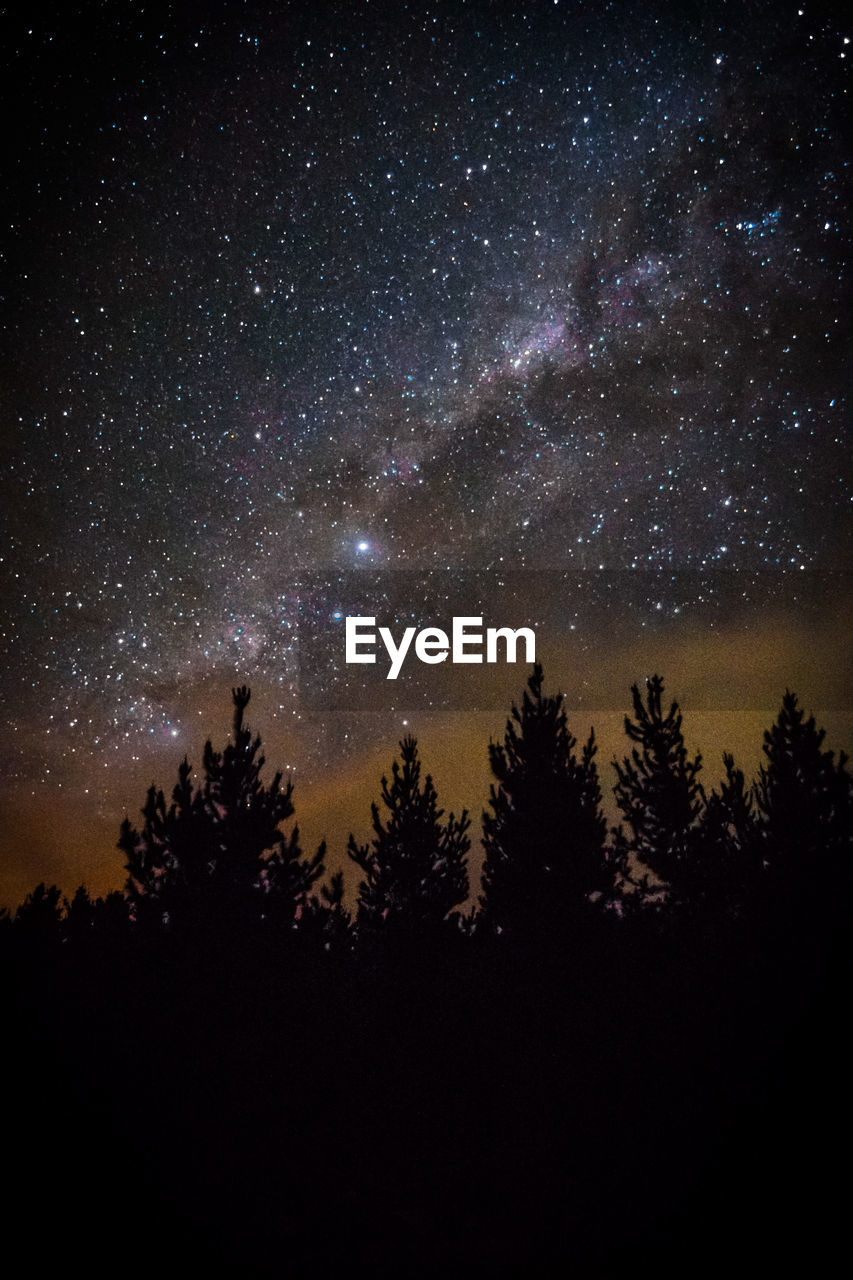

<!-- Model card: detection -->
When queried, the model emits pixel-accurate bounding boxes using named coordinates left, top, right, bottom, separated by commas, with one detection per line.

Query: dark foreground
left=5, top=908, right=847, bottom=1277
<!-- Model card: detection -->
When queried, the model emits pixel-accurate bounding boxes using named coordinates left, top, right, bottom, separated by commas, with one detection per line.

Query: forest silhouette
left=4, top=667, right=850, bottom=1274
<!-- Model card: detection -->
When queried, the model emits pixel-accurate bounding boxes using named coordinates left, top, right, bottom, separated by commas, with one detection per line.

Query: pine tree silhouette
left=754, top=690, right=852, bottom=911
left=298, top=870, right=353, bottom=951
left=119, top=686, right=324, bottom=931
left=612, top=674, right=704, bottom=904
left=479, top=663, right=609, bottom=937
left=63, top=884, right=96, bottom=942
left=62, top=885, right=130, bottom=943
left=699, top=752, right=763, bottom=918
left=347, top=735, right=470, bottom=934
left=13, top=882, right=63, bottom=943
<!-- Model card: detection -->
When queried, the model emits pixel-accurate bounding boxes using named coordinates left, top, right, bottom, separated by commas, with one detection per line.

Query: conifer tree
left=348, top=735, right=470, bottom=933
left=119, top=686, right=324, bottom=930
left=753, top=690, right=852, bottom=908
left=63, top=884, right=96, bottom=942
left=298, top=871, right=353, bottom=951
left=480, top=663, right=609, bottom=936
left=612, top=674, right=704, bottom=904
left=698, top=752, right=762, bottom=917
left=13, top=882, right=63, bottom=943
left=62, top=885, right=131, bottom=943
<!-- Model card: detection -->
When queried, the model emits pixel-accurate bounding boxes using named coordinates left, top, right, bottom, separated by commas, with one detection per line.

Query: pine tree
left=119, top=686, right=324, bottom=931
left=612, top=674, right=704, bottom=905
left=13, top=882, right=63, bottom=943
left=698, top=752, right=762, bottom=917
left=479, top=663, right=609, bottom=936
left=347, top=735, right=470, bottom=934
left=62, top=885, right=131, bottom=944
left=119, top=756, right=209, bottom=926
left=63, top=884, right=96, bottom=943
left=754, top=690, right=852, bottom=910
left=298, top=871, right=353, bottom=951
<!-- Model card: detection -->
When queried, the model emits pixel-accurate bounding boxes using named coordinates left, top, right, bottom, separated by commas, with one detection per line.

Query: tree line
left=5, top=666, right=849, bottom=1272
left=5, top=665, right=850, bottom=947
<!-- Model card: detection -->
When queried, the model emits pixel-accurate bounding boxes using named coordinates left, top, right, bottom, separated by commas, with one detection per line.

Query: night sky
left=2, top=0, right=850, bottom=908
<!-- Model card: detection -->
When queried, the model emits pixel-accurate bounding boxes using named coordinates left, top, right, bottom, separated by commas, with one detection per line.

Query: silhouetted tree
left=297, top=871, right=353, bottom=951
left=119, top=686, right=324, bottom=931
left=699, top=752, right=763, bottom=918
left=63, top=884, right=130, bottom=943
left=13, top=882, right=63, bottom=943
left=754, top=691, right=852, bottom=913
left=63, top=884, right=96, bottom=942
left=93, top=889, right=132, bottom=936
left=479, top=663, right=609, bottom=936
left=612, top=674, right=705, bottom=905
left=348, top=735, right=470, bottom=933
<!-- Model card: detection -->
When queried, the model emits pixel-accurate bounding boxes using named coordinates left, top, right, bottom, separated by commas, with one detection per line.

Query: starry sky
left=2, top=0, right=850, bottom=907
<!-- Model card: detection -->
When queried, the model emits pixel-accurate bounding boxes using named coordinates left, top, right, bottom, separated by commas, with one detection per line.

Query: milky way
left=2, top=0, right=850, bottom=902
